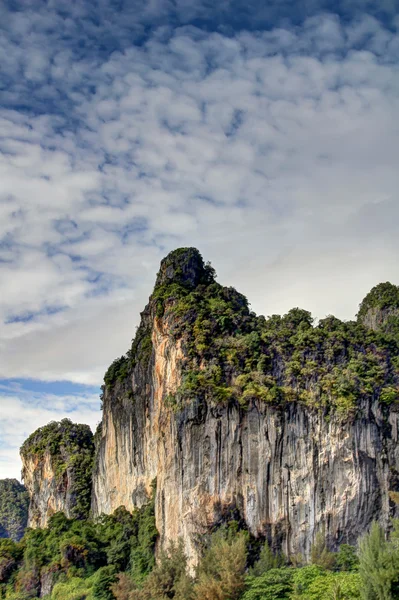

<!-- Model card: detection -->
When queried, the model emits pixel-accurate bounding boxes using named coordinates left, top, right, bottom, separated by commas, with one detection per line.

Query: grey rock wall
left=92, top=308, right=399, bottom=565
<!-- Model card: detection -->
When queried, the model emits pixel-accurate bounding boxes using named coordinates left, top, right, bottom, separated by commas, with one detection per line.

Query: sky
left=1, top=0, right=399, bottom=480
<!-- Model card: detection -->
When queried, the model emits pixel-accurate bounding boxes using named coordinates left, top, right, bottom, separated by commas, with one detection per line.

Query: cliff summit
left=154, top=247, right=215, bottom=289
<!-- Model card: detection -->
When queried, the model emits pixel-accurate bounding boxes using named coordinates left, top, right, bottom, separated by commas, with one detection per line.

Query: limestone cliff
left=92, top=248, right=399, bottom=564
left=21, top=419, right=94, bottom=528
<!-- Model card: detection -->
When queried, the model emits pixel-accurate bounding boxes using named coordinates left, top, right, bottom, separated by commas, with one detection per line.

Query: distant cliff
left=21, top=419, right=94, bottom=528
left=20, top=249, right=399, bottom=565
left=357, top=281, right=399, bottom=334
left=0, top=479, right=29, bottom=541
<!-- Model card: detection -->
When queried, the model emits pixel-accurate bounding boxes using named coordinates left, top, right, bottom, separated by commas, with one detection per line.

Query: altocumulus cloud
left=1, top=0, right=399, bottom=477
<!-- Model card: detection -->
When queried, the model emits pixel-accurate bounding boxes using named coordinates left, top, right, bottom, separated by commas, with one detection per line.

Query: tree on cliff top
left=102, top=247, right=399, bottom=418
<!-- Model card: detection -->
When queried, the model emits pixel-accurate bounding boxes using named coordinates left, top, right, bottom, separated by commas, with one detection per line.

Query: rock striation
left=91, top=249, right=399, bottom=564
left=21, top=249, right=399, bottom=566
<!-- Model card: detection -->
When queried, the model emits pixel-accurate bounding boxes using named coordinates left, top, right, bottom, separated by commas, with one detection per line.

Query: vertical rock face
left=92, top=248, right=399, bottom=564
left=19, top=249, right=399, bottom=565
left=21, top=419, right=94, bottom=528
left=0, top=479, right=29, bottom=541
left=94, top=383, right=399, bottom=564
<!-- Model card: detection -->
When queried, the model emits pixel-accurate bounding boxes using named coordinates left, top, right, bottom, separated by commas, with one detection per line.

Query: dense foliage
left=21, top=420, right=94, bottom=520
left=0, top=488, right=157, bottom=600
left=0, top=481, right=29, bottom=542
left=103, top=247, right=215, bottom=387
left=4, top=516, right=399, bottom=599
left=99, top=248, right=399, bottom=417
left=110, top=520, right=399, bottom=600
left=154, top=274, right=399, bottom=416
left=102, top=249, right=399, bottom=416
left=11, top=249, right=399, bottom=598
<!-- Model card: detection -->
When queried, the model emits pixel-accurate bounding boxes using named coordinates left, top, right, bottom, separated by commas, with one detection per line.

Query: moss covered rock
left=21, top=419, right=94, bottom=527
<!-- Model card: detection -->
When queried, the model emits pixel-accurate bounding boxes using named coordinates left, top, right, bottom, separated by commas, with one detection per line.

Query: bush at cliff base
left=4, top=512, right=399, bottom=600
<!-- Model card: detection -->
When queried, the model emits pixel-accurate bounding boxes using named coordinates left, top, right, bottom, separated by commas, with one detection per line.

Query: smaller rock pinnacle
left=155, top=247, right=215, bottom=289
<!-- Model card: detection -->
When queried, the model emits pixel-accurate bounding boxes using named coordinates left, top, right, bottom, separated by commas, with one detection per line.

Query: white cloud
left=1, top=5, right=399, bottom=477
left=0, top=383, right=101, bottom=480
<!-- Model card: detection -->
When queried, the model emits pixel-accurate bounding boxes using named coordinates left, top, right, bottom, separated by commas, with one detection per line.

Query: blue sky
left=1, top=0, right=399, bottom=479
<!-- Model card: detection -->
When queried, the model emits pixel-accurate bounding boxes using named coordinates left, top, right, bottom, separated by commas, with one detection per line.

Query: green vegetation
left=103, top=325, right=154, bottom=388
left=21, top=420, right=94, bottom=520
left=358, top=521, right=399, bottom=599
left=103, top=247, right=214, bottom=387
left=102, top=247, right=399, bottom=416
left=243, top=568, right=293, bottom=600
left=357, top=283, right=399, bottom=322
left=0, top=480, right=29, bottom=542
left=4, top=500, right=399, bottom=600
left=155, top=247, right=216, bottom=290
left=249, top=542, right=285, bottom=576
left=0, top=488, right=157, bottom=600
left=156, top=278, right=399, bottom=415
left=114, top=539, right=195, bottom=600
left=104, top=357, right=131, bottom=387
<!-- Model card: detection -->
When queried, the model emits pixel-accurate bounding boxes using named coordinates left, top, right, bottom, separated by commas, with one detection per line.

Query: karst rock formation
left=21, top=249, right=399, bottom=564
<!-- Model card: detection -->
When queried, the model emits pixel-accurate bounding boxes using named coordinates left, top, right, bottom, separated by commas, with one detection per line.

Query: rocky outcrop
left=22, top=451, right=71, bottom=529
left=357, top=282, right=399, bottom=333
left=19, top=249, right=399, bottom=566
left=0, top=479, right=29, bottom=541
left=359, top=306, right=399, bottom=332
left=95, top=392, right=399, bottom=564
left=21, top=419, right=94, bottom=528
left=39, top=564, right=61, bottom=598
left=92, top=248, right=399, bottom=565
